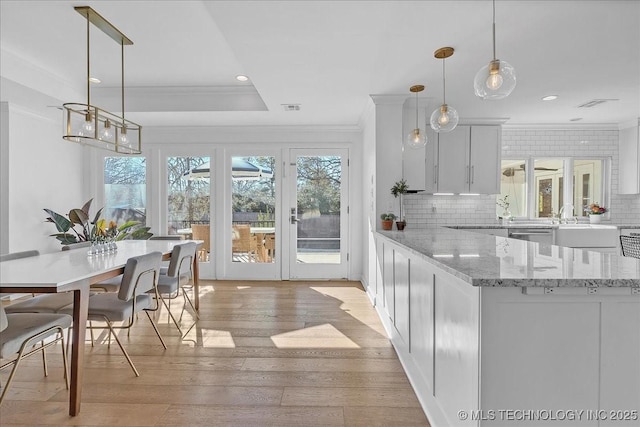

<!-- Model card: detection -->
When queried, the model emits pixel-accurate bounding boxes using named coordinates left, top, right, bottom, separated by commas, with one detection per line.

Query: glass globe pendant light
left=430, top=47, right=459, bottom=133
left=406, top=85, right=427, bottom=149
left=474, top=0, right=516, bottom=100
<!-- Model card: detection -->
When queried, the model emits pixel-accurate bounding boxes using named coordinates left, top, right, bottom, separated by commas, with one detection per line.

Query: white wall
left=1, top=101, right=84, bottom=254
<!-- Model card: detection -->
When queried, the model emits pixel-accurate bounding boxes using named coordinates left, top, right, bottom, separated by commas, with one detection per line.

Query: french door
left=287, top=149, right=349, bottom=279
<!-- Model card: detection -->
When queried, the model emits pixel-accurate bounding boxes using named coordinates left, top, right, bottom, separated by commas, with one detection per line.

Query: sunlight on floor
left=270, top=323, right=360, bottom=349
left=183, top=329, right=237, bottom=348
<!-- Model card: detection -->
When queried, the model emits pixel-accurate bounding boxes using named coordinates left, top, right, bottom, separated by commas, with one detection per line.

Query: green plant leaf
left=117, top=220, right=141, bottom=232
left=81, top=199, right=93, bottom=216
left=129, top=227, right=153, bottom=240
left=69, top=208, right=89, bottom=226
left=44, top=209, right=72, bottom=233
left=51, top=233, right=78, bottom=244
left=91, top=207, right=104, bottom=225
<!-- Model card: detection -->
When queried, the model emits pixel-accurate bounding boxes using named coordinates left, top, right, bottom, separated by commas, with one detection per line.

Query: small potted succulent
left=380, top=213, right=396, bottom=230
left=391, top=179, right=409, bottom=230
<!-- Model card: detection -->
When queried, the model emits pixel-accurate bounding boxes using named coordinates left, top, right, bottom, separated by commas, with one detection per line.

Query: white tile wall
left=404, top=128, right=640, bottom=226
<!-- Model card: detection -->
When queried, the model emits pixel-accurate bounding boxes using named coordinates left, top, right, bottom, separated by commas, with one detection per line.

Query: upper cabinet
left=432, top=125, right=501, bottom=194
left=619, top=120, right=640, bottom=195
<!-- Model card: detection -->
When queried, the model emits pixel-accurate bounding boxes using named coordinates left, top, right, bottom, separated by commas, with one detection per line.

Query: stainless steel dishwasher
left=507, top=228, right=553, bottom=244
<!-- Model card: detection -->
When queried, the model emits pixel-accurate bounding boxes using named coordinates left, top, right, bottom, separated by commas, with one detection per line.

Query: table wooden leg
left=192, top=256, right=200, bottom=311
left=69, top=285, right=89, bottom=416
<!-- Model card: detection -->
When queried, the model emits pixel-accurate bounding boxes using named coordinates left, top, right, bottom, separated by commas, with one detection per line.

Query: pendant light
left=473, top=0, right=516, bottom=100
left=406, top=85, right=427, bottom=149
left=63, top=6, right=142, bottom=154
left=430, top=47, right=458, bottom=133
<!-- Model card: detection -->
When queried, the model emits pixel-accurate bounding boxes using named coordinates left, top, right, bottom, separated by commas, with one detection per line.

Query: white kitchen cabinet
left=394, top=251, right=410, bottom=345
left=619, top=121, right=640, bottom=194
left=382, top=241, right=394, bottom=322
left=402, top=109, right=435, bottom=192
left=436, top=125, right=501, bottom=194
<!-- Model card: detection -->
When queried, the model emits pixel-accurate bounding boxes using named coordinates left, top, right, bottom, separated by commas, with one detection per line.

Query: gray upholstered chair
left=150, top=235, right=184, bottom=240
left=0, top=250, right=40, bottom=262
left=0, top=304, right=71, bottom=405
left=155, top=242, right=198, bottom=335
left=60, top=251, right=165, bottom=377
left=61, top=242, right=122, bottom=293
left=61, top=241, right=91, bottom=251
left=1, top=250, right=78, bottom=314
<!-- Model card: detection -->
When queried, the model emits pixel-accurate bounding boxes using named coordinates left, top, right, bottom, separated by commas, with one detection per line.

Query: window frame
left=501, top=156, right=610, bottom=220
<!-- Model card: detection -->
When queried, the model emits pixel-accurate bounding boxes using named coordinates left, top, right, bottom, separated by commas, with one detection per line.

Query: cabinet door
left=618, top=125, right=639, bottom=194
left=424, top=132, right=438, bottom=193
left=409, top=258, right=435, bottom=392
left=394, top=251, right=410, bottom=344
left=437, top=126, right=470, bottom=193
left=469, top=125, right=501, bottom=194
left=383, top=242, right=395, bottom=321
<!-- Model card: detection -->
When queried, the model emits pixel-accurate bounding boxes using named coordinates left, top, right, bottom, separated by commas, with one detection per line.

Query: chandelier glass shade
left=473, top=0, right=516, bottom=100
left=406, top=85, right=427, bottom=149
left=430, top=47, right=459, bottom=133
left=62, top=6, right=141, bottom=154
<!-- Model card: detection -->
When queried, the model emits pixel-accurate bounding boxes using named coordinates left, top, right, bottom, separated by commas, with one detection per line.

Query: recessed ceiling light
left=89, top=77, right=101, bottom=84
left=542, top=95, right=558, bottom=101
left=235, top=75, right=249, bottom=82
left=570, top=117, right=583, bottom=122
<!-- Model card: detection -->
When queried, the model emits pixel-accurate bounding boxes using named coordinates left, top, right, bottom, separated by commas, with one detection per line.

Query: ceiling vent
left=577, top=99, right=619, bottom=108
left=282, top=104, right=301, bottom=111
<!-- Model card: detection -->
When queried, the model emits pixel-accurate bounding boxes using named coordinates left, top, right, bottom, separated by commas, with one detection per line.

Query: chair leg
left=144, top=311, right=167, bottom=349
left=181, top=286, right=200, bottom=320
left=41, top=345, right=48, bottom=377
left=159, top=294, right=184, bottom=336
left=59, top=330, right=70, bottom=390
left=105, top=321, right=140, bottom=377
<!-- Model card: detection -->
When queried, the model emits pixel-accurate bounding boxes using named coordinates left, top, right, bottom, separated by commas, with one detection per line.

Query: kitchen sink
left=553, top=224, right=619, bottom=248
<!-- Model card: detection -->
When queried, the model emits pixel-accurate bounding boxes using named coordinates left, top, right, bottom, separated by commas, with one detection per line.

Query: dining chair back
left=61, top=242, right=91, bottom=251
left=59, top=251, right=165, bottom=377
left=0, top=250, right=39, bottom=262
left=620, top=235, right=640, bottom=259
left=150, top=235, right=184, bottom=240
left=0, top=304, right=71, bottom=404
left=156, top=242, right=198, bottom=333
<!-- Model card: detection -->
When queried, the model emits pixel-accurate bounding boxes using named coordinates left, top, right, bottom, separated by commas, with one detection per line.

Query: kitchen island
left=371, top=227, right=639, bottom=427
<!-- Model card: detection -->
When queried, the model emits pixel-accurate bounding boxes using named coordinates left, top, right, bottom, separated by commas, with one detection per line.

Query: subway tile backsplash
left=403, top=128, right=640, bottom=227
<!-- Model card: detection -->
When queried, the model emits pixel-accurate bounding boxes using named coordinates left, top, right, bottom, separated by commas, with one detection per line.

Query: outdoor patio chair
left=232, top=224, right=257, bottom=262
left=191, top=224, right=210, bottom=261
left=0, top=304, right=71, bottom=405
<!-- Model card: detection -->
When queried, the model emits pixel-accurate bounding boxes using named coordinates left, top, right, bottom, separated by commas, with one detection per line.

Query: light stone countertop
left=447, top=222, right=640, bottom=230
left=377, top=227, right=640, bottom=288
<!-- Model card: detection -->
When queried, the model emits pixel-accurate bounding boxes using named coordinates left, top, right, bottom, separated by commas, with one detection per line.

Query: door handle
left=471, top=166, right=475, bottom=184
left=290, top=215, right=298, bottom=224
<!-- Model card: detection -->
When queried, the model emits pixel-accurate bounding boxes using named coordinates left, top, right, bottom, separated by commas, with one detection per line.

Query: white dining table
left=0, top=239, right=201, bottom=416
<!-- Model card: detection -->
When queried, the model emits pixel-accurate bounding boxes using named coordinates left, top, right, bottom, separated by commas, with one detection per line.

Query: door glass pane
left=231, top=157, right=275, bottom=263
left=533, top=159, right=564, bottom=218
left=104, top=157, right=146, bottom=226
left=573, top=159, right=603, bottom=216
left=499, top=160, right=527, bottom=218
left=296, top=156, right=341, bottom=264
left=168, top=156, right=210, bottom=261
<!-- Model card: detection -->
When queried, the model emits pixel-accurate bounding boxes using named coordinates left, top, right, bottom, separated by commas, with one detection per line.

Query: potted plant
left=585, top=202, right=607, bottom=224
left=380, top=213, right=396, bottom=230
left=391, top=179, right=409, bottom=230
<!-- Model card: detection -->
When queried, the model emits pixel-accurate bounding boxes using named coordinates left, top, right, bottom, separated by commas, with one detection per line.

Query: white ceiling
left=1, top=0, right=639, bottom=128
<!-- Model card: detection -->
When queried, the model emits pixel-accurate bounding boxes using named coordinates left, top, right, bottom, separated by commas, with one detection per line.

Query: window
left=499, top=158, right=608, bottom=219
left=104, top=157, right=146, bottom=225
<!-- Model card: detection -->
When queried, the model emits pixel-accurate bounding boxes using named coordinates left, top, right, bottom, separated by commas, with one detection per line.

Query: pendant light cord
left=121, top=39, right=125, bottom=121
left=86, top=13, right=90, bottom=108
left=492, top=0, right=497, bottom=60
left=442, top=59, right=447, bottom=104
left=415, top=91, right=419, bottom=128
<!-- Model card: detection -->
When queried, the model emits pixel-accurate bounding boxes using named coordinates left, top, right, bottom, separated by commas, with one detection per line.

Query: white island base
left=372, top=234, right=640, bottom=427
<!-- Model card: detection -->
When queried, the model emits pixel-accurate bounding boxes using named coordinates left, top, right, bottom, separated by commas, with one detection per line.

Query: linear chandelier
left=63, top=6, right=141, bottom=154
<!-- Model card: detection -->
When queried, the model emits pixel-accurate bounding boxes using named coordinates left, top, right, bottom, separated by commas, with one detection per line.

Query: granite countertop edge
left=375, top=228, right=640, bottom=289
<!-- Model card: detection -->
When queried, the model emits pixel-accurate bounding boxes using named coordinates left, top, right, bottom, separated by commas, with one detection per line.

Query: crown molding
left=502, top=123, right=619, bottom=131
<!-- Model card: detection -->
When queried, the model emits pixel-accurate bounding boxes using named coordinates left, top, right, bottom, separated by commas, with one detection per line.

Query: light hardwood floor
left=0, top=281, right=429, bottom=426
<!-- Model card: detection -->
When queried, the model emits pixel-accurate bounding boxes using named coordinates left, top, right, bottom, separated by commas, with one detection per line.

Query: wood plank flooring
left=0, top=280, right=430, bottom=426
